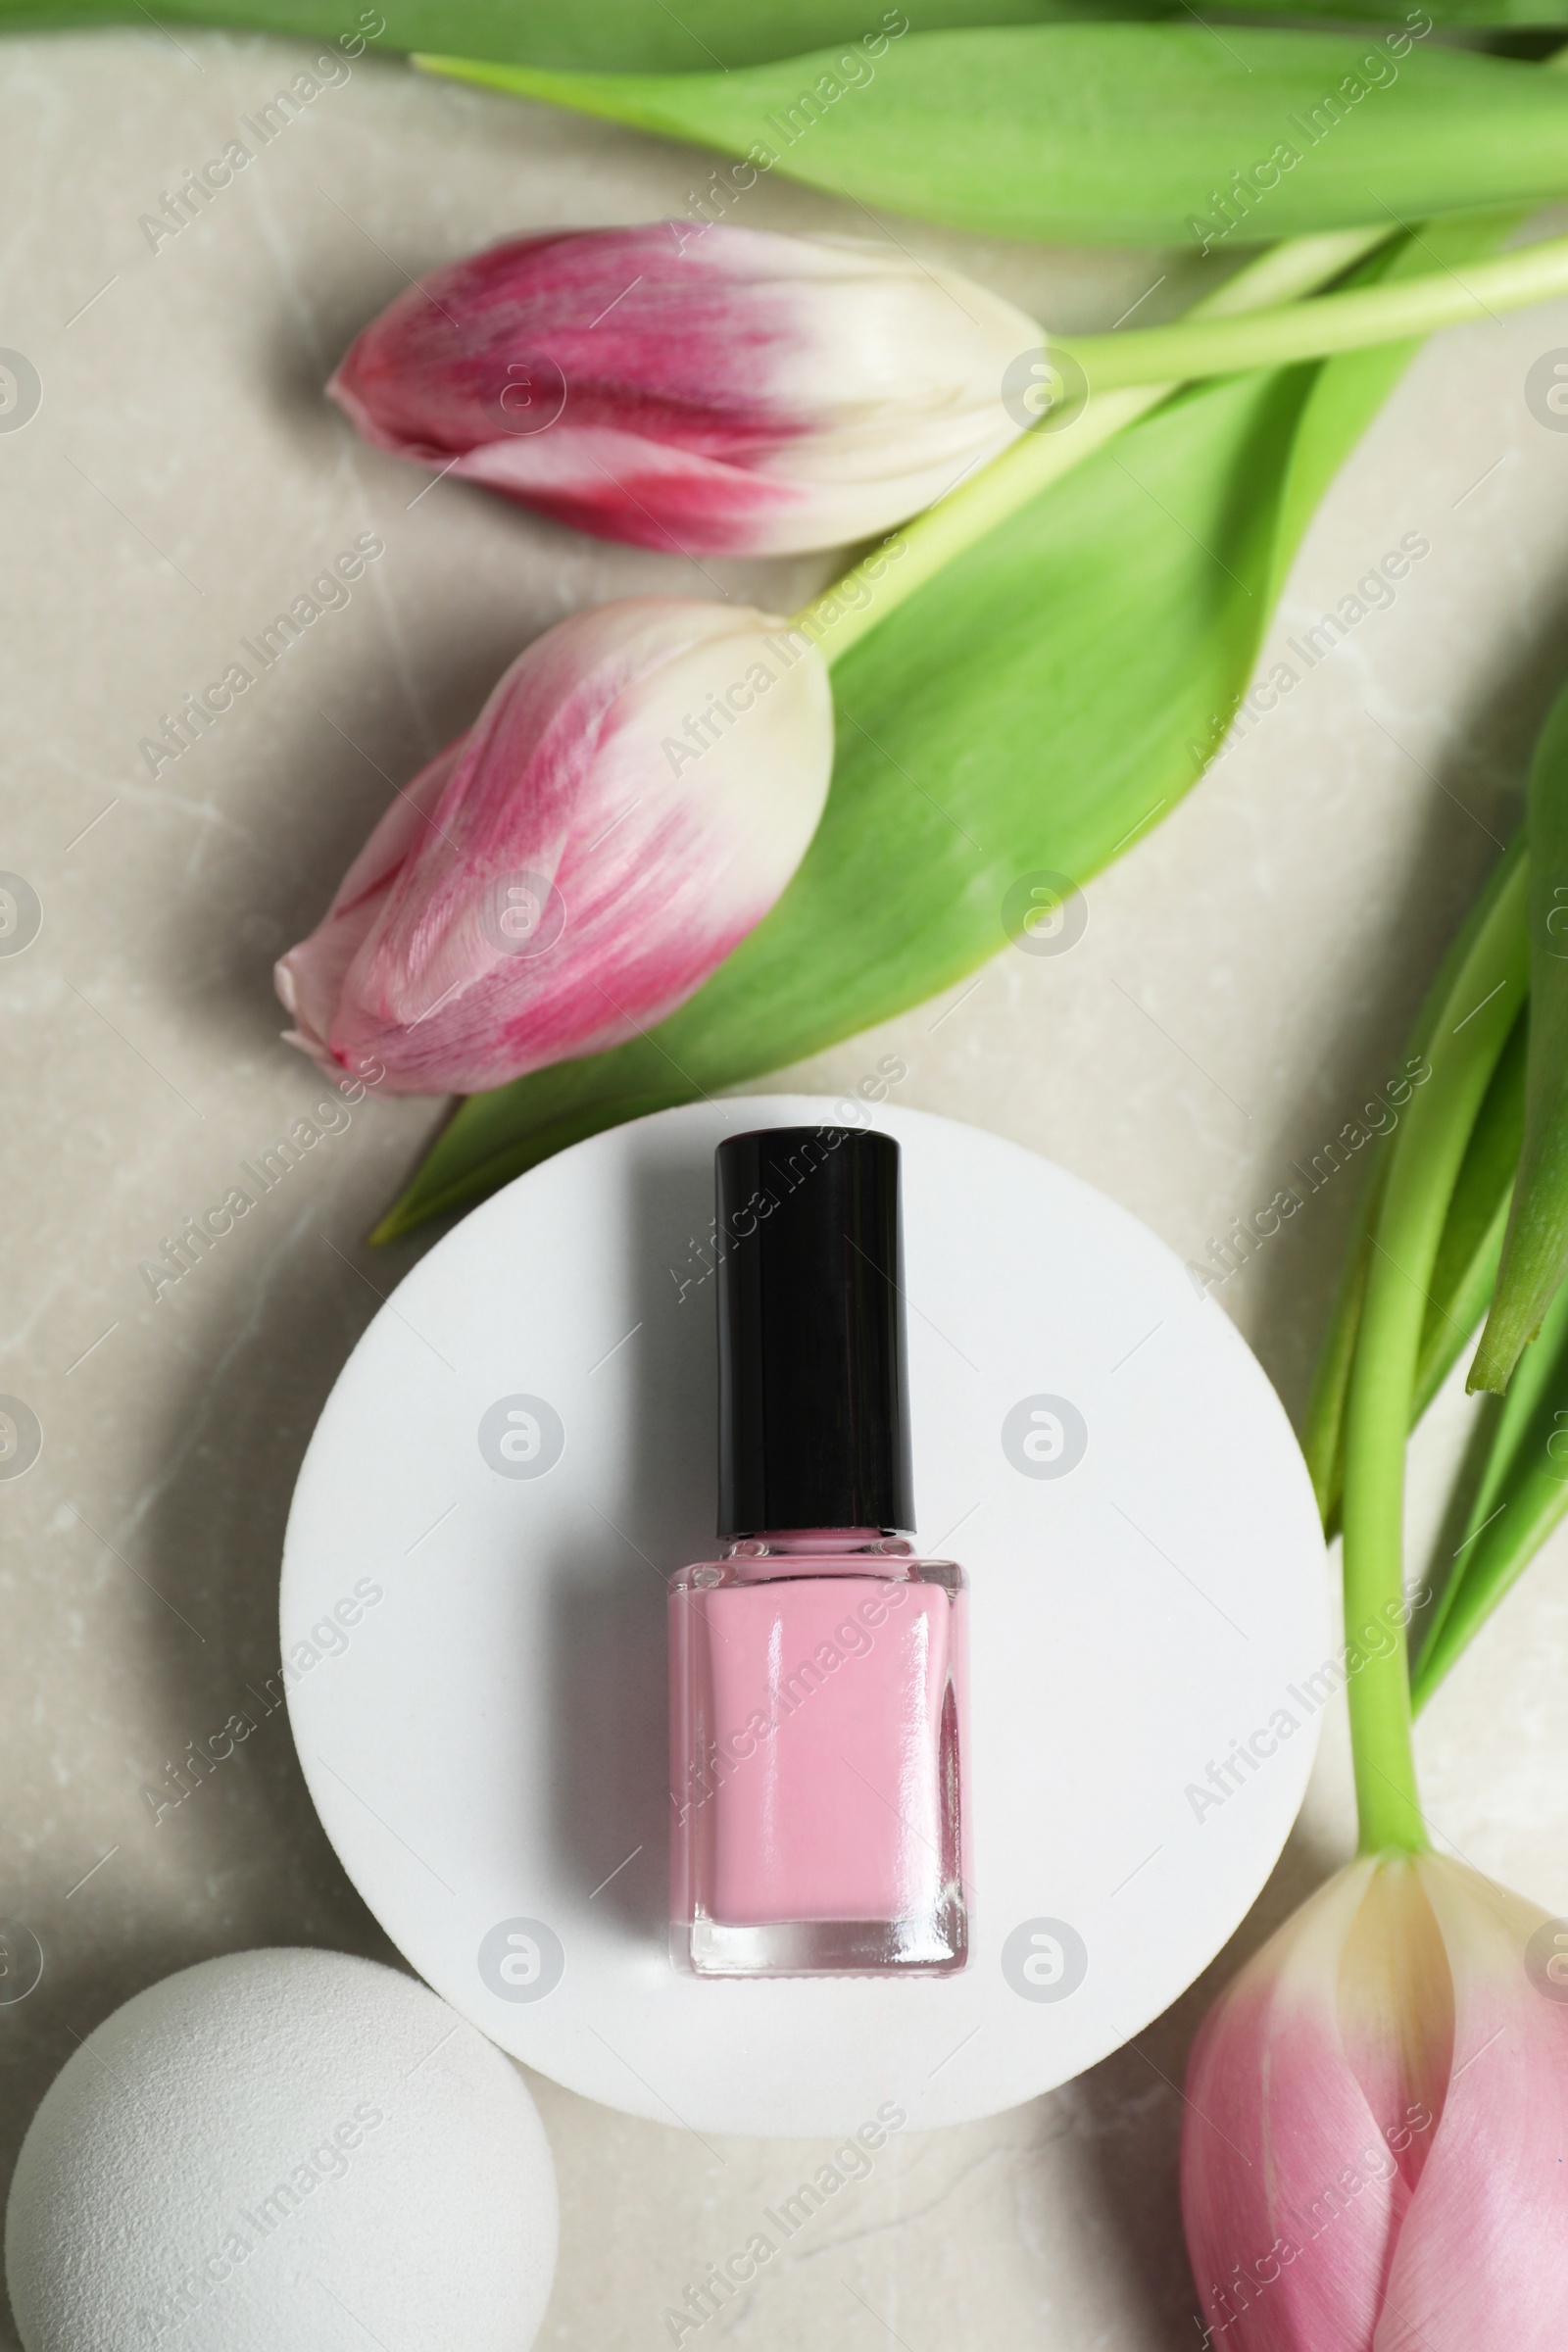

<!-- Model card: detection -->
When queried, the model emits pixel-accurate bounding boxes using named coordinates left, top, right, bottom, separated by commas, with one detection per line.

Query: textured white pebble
left=4, top=1947, right=558, bottom=2351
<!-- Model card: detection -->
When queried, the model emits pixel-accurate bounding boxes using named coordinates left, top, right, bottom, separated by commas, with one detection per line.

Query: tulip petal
left=1183, top=1859, right=1407, bottom=2351
left=1336, top=1855, right=1453, bottom=2196
left=1370, top=1859, right=1568, bottom=2352
left=1184, top=1851, right=1568, bottom=2352
left=277, top=597, right=832, bottom=1096
left=328, top=224, right=1040, bottom=555
left=274, top=738, right=464, bottom=1080
left=446, top=420, right=802, bottom=551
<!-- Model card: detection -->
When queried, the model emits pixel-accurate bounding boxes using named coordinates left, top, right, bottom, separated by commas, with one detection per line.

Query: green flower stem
left=1298, top=1059, right=1516, bottom=1542
left=1064, top=230, right=1568, bottom=391
left=790, top=226, right=1390, bottom=666
left=1302, top=1156, right=1387, bottom=1531
left=1341, top=843, right=1529, bottom=1854
left=1303, top=853, right=1528, bottom=1532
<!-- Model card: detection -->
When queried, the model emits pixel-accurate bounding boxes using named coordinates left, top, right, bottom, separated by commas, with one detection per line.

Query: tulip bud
left=326, top=223, right=1042, bottom=556
left=274, top=596, right=833, bottom=1095
left=1181, top=1851, right=1568, bottom=2348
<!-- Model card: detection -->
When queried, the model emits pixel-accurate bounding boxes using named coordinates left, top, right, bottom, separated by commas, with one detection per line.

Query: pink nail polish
left=669, top=1127, right=969, bottom=1977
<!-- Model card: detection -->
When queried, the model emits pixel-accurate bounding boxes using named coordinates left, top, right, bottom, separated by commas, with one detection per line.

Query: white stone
left=4, top=1947, right=558, bottom=2351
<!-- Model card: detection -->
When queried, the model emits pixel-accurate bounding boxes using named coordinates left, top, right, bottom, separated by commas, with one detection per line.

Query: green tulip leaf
left=1470, top=680, right=1568, bottom=1391
left=1415, top=1011, right=1525, bottom=1414
left=379, top=365, right=1314, bottom=1238
left=1300, top=1019, right=1522, bottom=1532
left=0, top=0, right=1189, bottom=66
left=374, top=218, right=1509, bottom=1244
left=1413, top=1271, right=1568, bottom=1706
left=1289, top=219, right=1525, bottom=1530
left=2, top=0, right=1561, bottom=66
left=419, top=29, right=1568, bottom=248
left=1302, top=814, right=1525, bottom=1527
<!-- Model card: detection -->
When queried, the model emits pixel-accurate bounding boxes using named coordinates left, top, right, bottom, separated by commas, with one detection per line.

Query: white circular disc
left=281, top=1098, right=1328, bottom=2136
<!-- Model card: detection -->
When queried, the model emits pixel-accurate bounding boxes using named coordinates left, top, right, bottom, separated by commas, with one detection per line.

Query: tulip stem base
left=789, top=227, right=1391, bottom=667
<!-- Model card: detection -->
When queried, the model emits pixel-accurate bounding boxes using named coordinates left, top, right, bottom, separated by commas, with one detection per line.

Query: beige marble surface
left=6, top=25, right=1568, bottom=2350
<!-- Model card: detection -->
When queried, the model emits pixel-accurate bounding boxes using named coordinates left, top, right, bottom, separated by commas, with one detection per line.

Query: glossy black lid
left=714, top=1126, right=913, bottom=1537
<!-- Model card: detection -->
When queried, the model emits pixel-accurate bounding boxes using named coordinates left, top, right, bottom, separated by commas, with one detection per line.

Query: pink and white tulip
left=327, top=223, right=1042, bottom=556
left=274, top=596, right=832, bottom=1095
left=1181, top=1851, right=1568, bottom=2350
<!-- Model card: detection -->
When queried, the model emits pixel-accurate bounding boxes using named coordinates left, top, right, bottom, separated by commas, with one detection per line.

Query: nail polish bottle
left=669, top=1125, right=969, bottom=1977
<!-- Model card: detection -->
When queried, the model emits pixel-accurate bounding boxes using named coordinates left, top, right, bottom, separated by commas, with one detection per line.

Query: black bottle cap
left=715, top=1126, right=913, bottom=1538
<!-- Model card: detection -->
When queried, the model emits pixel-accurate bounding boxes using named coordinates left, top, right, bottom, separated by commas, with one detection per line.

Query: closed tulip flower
left=326, top=222, right=1043, bottom=555
left=274, top=595, right=832, bottom=1095
left=1181, top=1850, right=1568, bottom=2350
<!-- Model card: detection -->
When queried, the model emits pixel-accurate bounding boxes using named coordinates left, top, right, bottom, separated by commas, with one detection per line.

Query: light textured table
left=5, top=29, right=1568, bottom=2348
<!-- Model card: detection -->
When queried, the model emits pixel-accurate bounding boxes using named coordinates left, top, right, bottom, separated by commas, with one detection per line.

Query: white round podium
left=280, top=1098, right=1327, bottom=2136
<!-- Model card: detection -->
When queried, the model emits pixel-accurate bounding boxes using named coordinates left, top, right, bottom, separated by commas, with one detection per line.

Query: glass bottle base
left=677, top=1896, right=967, bottom=1978
left=669, top=1536, right=970, bottom=1978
